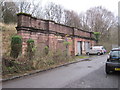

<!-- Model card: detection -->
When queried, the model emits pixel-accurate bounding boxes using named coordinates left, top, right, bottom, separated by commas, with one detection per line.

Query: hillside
left=0, top=23, right=17, bottom=55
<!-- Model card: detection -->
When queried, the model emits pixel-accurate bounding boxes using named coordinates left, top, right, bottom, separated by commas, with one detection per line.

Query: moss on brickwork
left=17, top=12, right=31, bottom=17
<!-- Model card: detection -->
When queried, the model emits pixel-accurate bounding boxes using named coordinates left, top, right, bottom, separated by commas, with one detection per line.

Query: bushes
left=44, top=46, right=49, bottom=55
left=3, top=36, right=75, bottom=77
left=3, top=37, right=36, bottom=75
left=93, top=32, right=100, bottom=44
left=10, top=35, right=36, bottom=60
left=26, top=39, right=35, bottom=60
left=33, top=50, right=74, bottom=69
left=10, top=35, right=22, bottom=58
left=2, top=57, right=34, bottom=75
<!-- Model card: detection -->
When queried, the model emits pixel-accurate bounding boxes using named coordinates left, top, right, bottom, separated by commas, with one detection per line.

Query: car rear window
left=110, top=50, right=120, bottom=57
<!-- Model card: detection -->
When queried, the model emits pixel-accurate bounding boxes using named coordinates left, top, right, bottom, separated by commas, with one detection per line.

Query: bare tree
left=63, top=10, right=81, bottom=28
left=44, top=2, right=64, bottom=23
left=1, top=1, right=18, bottom=23
left=85, top=6, right=116, bottom=36
left=14, top=0, right=43, bottom=18
left=0, top=0, right=4, bottom=6
left=1, top=0, right=44, bottom=23
left=109, top=17, right=118, bottom=44
left=0, top=0, right=4, bottom=22
left=14, top=0, right=31, bottom=13
left=79, top=13, right=89, bottom=31
left=82, top=6, right=117, bottom=48
left=29, top=0, right=43, bottom=18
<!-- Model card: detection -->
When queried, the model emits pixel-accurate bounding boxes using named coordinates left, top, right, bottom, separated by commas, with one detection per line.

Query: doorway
left=77, top=41, right=82, bottom=55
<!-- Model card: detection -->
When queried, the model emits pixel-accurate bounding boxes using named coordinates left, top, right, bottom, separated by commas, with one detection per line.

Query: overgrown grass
left=75, top=55, right=89, bottom=59
left=0, top=23, right=17, bottom=31
left=1, top=23, right=17, bottom=55
left=2, top=50, right=75, bottom=79
left=30, top=50, right=75, bottom=69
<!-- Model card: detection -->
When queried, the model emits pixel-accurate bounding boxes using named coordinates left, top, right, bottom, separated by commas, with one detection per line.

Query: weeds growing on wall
left=10, top=35, right=22, bottom=58
left=3, top=38, right=75, bottom=78
left=2, top=56, right=34, bottom=76
left=26, top=39, right=35, bottom=60
left=63, top=41, right=72, bottom=56
left=2, top=49, right=75, bottom=78
left=44, top=46, right=49, bottom=55
left=32, top=50, right=74, bottom=69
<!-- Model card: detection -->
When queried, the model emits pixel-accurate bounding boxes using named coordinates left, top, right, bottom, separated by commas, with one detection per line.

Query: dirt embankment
left=0, top=23, right=17, bottom=55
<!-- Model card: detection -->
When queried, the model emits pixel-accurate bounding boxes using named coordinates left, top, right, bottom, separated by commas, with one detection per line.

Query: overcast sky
left=41, top=0, right=119, bottom=16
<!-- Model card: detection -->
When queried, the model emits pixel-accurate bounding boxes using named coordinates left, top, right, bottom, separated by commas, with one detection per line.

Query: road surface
left=2, top=55, right=120, bottom=88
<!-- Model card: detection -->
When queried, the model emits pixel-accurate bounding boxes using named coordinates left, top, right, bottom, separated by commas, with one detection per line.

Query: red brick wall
left=50, top=23, right=73, bottom=35
left=74, top=28, right=90, bottom=37
left=16, top=13, right=95, bottom=55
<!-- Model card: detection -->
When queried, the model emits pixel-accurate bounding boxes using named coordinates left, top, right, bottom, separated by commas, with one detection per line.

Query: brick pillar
left=71, top=28, right=75, bottom=56
left=17, top=30, right=31, bottom=55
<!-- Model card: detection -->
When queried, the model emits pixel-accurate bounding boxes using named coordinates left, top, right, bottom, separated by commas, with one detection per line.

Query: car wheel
left=97, top=52, right=100, bottom=56
left=86, top=52, right=89, bottom=55
left=105, top=65, right=111, bottom=74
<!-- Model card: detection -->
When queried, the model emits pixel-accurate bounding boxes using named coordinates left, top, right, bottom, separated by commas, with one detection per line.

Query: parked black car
left=105, top=48, right=120, bottom=74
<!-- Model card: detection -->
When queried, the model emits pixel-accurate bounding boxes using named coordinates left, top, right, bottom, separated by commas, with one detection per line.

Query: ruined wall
left=16, top=13, right=95, bottom=55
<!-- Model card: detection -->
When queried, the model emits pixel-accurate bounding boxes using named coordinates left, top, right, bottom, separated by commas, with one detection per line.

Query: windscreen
left=110, top=50, right=120, bottom=58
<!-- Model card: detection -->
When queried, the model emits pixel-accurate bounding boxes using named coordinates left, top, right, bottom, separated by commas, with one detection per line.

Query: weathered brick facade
left=16, top=13, right=95, bottom=56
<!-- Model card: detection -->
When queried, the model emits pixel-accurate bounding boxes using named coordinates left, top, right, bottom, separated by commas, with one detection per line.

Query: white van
left=86, top=46, right=106, bottom=55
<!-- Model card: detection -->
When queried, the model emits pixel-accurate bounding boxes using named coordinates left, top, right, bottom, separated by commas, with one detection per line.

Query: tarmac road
left=2, top=55, right=120, bottom=89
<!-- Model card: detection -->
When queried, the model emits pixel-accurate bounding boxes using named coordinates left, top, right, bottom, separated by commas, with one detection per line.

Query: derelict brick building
left=16, top=13, right=95, bottom=56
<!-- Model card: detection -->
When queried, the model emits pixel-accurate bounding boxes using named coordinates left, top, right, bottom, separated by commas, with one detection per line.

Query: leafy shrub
left=27, top=39, right=35, bottom=60
left=63, top=41, right=71, bottom=56
left=2, top=49, right=75, bottom=76
left=10, top=35, right=22, bottom=58
left=44, top=46, right=49, bottom=55
left=93, top=32, right=100, bottom=44
left=2, top=58, right=34, bottom=75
